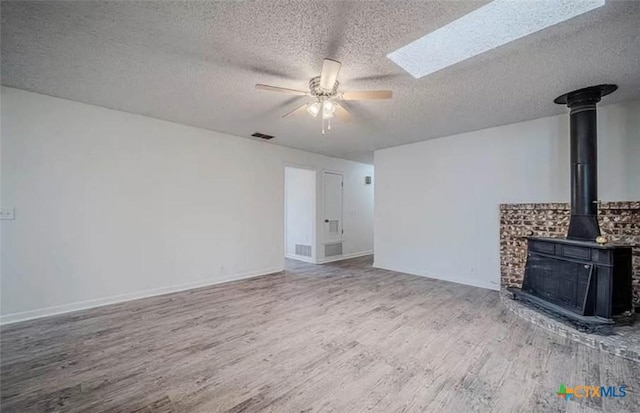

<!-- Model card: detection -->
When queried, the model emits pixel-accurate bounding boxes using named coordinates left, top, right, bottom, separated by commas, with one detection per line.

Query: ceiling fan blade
left=349, top=73, right=403, bottom=82
left=334, top=103, right=351, bottom=122
left=282, top=103, right=309, bottom=118
left=341, top=90, right=393, bottom=100
left=256, top=84, right=308, bottom=96
left=319, top=59, right=342, bottom=90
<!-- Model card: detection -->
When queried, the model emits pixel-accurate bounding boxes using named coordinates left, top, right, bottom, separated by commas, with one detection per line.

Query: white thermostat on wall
left=0, top=208, right=15, bottom=220
left=365, top=176, right=372, bottom=185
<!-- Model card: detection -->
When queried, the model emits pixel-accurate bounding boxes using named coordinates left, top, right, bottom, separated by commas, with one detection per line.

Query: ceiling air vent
left=251, top=132, right=274, bottom=140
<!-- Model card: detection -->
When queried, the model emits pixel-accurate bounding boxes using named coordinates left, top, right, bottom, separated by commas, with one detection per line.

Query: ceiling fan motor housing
left=309, top=76, right=339, bottom=98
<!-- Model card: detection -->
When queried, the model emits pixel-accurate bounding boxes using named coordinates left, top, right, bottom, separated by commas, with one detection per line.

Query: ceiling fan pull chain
left=328, top=118, right=331, bottom=131
left=322, top=118, right=325, bottom=135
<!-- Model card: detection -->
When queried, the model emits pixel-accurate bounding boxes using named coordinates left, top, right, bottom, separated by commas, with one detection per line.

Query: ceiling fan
left=256, top=58, right=393, bottom=134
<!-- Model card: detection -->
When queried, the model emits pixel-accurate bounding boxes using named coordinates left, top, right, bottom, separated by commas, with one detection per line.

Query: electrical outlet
left=0, top=208, right=15, bottom=220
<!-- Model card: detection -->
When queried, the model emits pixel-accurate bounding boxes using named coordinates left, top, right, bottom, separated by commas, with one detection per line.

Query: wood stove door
left=523, top=253, right=593, bottom=315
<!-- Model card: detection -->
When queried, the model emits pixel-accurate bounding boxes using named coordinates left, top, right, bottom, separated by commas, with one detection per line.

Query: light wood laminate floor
left=1, top=256, right=638, bottom=412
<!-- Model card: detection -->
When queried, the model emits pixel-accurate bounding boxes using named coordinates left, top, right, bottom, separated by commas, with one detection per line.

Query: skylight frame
left=387, top=0, right=606, bottom=79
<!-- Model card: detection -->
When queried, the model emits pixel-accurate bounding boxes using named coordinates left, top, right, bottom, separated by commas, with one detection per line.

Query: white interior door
left=323, top=172, right=343, bottom=244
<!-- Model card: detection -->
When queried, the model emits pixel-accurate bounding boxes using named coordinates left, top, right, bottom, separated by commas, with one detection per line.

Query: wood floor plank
left=1, top=255, right=638, bottom=412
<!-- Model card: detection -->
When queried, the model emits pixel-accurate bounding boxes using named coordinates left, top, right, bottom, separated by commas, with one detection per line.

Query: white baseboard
left=285, top=253, right=316, bottom=264
left=316, top=250, right=373, bottom=264
left=0, top=266, right=283, bottom=326
left=372, top=262, right=498, bottom=291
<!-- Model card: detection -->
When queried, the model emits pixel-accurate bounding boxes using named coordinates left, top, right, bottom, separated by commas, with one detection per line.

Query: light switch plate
left=0, top=208, right=15, bottom=220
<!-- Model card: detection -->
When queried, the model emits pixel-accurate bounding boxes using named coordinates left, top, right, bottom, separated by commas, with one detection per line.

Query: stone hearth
left=501, top=291, right=640, bottom=363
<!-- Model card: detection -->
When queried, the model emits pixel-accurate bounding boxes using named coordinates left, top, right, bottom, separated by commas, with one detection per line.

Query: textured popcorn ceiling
left=2, top=1, right=640, bottom=163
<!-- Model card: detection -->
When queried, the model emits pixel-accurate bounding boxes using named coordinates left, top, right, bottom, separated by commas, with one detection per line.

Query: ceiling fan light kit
left=307, top=101, right=321, bottom=117
left=256, top=58, right=392, bottom=134
left=307, top=75, right=340, bottom=133
left=322, top=101, right=335, bottom=119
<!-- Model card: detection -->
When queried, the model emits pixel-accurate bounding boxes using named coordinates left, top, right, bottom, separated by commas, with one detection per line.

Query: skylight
left=387, top=0, right=605, bottom=79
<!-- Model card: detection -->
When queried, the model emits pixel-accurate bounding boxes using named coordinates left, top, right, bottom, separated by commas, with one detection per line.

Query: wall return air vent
left=325, top=242, right=343, bottom=257
left=295, top=244, right=312, bottom=257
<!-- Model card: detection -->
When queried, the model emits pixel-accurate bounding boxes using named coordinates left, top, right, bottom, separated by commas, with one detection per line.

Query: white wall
left=285, top=167, right=316, bottom=261
left=339, top=168, right=375, bottom=260
left=375, top=101, right=640, bottom=290
left=0, top=87, right=374, bottom=323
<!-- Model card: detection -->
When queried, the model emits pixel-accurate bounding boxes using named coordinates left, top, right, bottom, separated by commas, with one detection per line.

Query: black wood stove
left=513, top=85, right=633, bottom=330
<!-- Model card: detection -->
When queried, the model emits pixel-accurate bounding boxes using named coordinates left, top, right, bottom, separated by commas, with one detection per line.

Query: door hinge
left=342, top=229, right=344, bottom=234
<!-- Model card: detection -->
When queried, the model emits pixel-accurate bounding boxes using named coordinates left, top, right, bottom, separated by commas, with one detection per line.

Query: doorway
left=322, top=171, right=344, bottom=259
left=284, top=167, right=316, bottom=263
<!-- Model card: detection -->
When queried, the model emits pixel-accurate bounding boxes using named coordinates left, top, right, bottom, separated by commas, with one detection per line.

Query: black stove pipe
left=554, top=84, right=617, bottom=241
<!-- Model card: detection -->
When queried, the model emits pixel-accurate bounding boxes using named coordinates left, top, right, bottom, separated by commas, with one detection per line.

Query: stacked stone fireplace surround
left=500, top=201, right=640, bottom=307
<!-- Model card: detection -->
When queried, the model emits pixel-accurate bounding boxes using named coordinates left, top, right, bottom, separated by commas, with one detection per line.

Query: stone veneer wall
left=500, top=201, right=640, bottom=305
